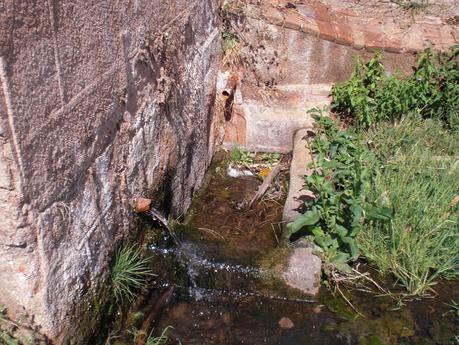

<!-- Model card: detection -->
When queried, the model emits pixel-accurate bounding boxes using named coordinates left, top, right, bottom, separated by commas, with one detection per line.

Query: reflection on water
left=145, top=166, right=458, bottom=345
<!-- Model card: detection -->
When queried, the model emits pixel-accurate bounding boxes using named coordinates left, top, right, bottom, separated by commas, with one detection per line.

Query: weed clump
left=331, top=46, right=459, bottom=129
left=111, top=245, right=153, bottom=303
left=230, top=146, right=253, bottom=166
left=287, top=108, right=390, bottom=273
left=358, top=117, right=459, bottom=295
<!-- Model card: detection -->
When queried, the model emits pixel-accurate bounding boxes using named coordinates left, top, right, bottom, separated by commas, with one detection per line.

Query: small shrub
left=391, top=0, right=431, bottom=12
left=222, top=30, right=239, bottom=54
left=331, top=46, right=459, bottom=129
left=111, top=245, right=153, bottom=303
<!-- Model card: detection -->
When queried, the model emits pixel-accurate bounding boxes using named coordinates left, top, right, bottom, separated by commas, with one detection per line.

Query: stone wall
left=0, top=0, right=222, bottom=343
left=220, top=0, right=457, bottom=151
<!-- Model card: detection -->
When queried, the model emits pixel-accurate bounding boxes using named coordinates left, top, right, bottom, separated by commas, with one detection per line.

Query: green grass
left=0, top=332, right=18, bottom=345
left=358, top=116, right=459, bottom=295
left=111, top=245, right=154, bottom=303
left=146, top=327, right=171, bottom=345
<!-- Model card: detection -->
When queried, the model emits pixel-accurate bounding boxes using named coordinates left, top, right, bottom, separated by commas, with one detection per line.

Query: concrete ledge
left=282, top=128, right=315, bottom=229
left=280, top=127, right=322, bottom=295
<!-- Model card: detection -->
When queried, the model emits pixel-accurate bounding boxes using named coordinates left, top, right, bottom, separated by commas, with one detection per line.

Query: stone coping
left=243, top=0, right=458, bottom=53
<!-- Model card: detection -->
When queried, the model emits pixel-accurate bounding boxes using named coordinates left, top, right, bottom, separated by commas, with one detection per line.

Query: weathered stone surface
left=281, top=129, right=321, bottom=295
left=247, top=0, right=458, bottom=52
left=282, top=240, right=322, bottom=295
left=221, top=13, right=416, bottom=152
left=282, top=128, right=314, bottom=225
left=0, top=0, right=222, bottom=343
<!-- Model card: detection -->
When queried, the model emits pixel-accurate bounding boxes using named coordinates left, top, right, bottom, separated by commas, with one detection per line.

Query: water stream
left=120, top=160, right=458, bottom=345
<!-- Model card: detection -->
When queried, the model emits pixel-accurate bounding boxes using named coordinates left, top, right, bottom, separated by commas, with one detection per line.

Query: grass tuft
left=146, top=327, right=171, bottom=345
left=358, top=116, right=459, bottom=295
left=111, top=245, right=154, bottom=303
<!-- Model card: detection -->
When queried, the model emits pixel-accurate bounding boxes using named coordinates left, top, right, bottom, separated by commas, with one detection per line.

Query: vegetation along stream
left=94, top=46, right=459, bottom=345
left=102, top=149, right=458, bottom=345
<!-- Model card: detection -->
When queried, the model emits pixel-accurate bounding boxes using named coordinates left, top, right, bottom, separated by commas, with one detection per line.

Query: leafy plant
left=222, top=30, right=239, bottom=54
left=230, top=146, right=253, bottom=166
left=261, top=152, right=281, bottom=165
left=0, top=332, right=18, bottom=345
left=331, top=46, right=459, bottom=129
left=287, top=108, right=390, bottom=272
left=111, top=245, right=154, bottom=303
left=390, top=0, right=431, bottom=12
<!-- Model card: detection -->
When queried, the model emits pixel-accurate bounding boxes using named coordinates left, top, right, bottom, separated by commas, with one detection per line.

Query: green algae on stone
left=321, top=294, right=359, bottom=321
left=338, top=307, right=414, bottom=345
left=358, top=335, right=385, bottom=345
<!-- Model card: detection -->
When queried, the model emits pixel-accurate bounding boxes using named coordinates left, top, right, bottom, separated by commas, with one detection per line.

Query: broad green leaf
left=287, top=210, right=320, bottom=233
left=332, top=251, right=351, bottom=263
left=335, top=225, right=348, bottom=237
left=366, top=206, right=393, bottom=221
left=341, top=236, right=359, bottom=259
left=333, top=262, right=353, bottom=273
left=310, top=226, right=324, bottom=237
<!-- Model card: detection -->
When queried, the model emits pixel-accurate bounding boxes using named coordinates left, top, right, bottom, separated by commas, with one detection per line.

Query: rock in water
left=282, top=240, right=321, bottom=295
left=278, top=316, right=295, bottom=329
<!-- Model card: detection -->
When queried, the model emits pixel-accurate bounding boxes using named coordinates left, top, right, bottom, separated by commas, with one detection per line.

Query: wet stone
left=281, top=243, right=322, bottom=295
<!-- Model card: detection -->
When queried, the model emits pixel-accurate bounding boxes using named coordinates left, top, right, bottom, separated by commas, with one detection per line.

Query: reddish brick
left=364, top=31, right=385, bottom=49
left=300, top=17, right=320, bottom=36
left=401, top=25, right=425, bottom=52
left=333, top=23, right=353, bottom=45
left=422, top=24, right=442, bottom=40
left=383, top=21, right=404, bottom=52
left=284, top=10, right=304, bottom=31
left=351, top=30, right=365, bottom=49
left=384, top=34, right=403, bottom=53
left=313, top=2, right=331, bottom=21
left=363, top=19, right=385, bottom=49
left=317, top=19, right=336, bottom=42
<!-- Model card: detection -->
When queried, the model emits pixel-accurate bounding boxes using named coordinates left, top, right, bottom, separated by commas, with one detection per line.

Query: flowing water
left=120, top=159, right=458, bottom=345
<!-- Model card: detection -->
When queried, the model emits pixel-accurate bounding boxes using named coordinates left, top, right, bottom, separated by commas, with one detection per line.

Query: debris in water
left=227, top=164, right=253, bottom=178
left=135, top=286, right=174, bottom=345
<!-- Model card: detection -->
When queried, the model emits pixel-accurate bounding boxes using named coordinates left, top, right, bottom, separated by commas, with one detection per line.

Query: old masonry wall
left=0, top=0, right=222, bottom=343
